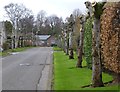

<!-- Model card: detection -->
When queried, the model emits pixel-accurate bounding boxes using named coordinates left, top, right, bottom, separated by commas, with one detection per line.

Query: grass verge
left=53, top=46, right=62, bottom=51
left=0, top=46, right=34, bottom=57
left=53, top=50, right=119, bottom=90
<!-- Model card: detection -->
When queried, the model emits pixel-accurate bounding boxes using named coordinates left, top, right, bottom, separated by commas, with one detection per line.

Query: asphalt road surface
left=2, top=47, right=53, bottom=91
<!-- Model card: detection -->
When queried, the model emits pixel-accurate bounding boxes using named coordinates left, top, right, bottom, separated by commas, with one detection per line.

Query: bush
left=2, top=42, right=9, bottom=51
left=101, top=2, right=120, bottom=74
left=51, top=44, right=57, bottom=47
left=84, top=18, right=93, bottom=69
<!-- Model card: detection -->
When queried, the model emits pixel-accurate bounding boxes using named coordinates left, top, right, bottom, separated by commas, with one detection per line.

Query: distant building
left=47, top=35, right=56, bottom=46
left=35, top=35, right=56, bottom=46
left=0, top=22, right=7, bottom=47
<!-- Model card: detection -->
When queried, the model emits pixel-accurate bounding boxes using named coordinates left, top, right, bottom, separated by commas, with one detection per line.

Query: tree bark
left=76, top=24, right=85, bottom=68
left=65, top=31, right=69, bottom=55
left=69, top=31, right=74, bottom=59
left=66, top=34, right=69, bottom=55
left=11, top=25, right=15, bottom=49
left=92, top=18, right=104, bottom=87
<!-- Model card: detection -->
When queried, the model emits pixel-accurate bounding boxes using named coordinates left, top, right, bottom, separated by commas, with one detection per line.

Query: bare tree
left=19, top=15, right=35, bottom=47
left=72, top=9, right=82, bottom=21
left=47, top=15, right=63, bottom=35
left=37, top=10, right=46, bottom=33
left=4, top=3, right=32, bottom=48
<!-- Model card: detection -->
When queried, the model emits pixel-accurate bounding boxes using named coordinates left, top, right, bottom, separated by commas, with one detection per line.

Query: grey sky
left=0, top=0, right=107, bottom=21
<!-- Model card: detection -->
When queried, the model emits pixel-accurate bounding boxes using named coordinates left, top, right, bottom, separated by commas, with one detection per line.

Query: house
left=35, top=35, right=50, bottom=46
left=35, top=35, right=56, bottom=46
left=47, top=36, right=56, bottom=46
left=0, top=22, right=7, bottom=48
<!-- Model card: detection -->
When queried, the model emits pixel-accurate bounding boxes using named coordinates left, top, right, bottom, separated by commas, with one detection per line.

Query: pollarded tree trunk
left=68, top=14, right=74, bottom=59
left=14, top=18, right=18, bottom=48
left=11, top=22, right=16, bottom=49
left=11, top=35, right=15, bottom=49
left=69, top=31, right=74, bottom=59
left=20, top=37, right=23, bottom=47
left=65, top=30, right=69, bottom=55
left=64, top=31, right=67, bottom=54
left=62, top=35, right=66, bottom=53
left=76, top=22, right=85, bottom=68
left=92, top=18, right=104, bottom=87
left=84, top=1, right=104, bottom=87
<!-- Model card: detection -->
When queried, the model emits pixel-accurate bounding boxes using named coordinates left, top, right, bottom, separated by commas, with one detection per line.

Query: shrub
left=84, top=18, right=93, bottom=69
left=2, top=42, right=9, bottom=51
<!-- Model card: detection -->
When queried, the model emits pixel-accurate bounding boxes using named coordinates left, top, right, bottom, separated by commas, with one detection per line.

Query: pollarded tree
left=76, top=15, right=85, bottom=68
left=68, top=14, right=74, bottom=59
left=62, top=23, right=68, bottom=54
left=85, top=1, right=105, bottom=87
left=76, top=12, right=90, bottom=68
left=72, top=9, right=83, bottom=52
left=64, top=19, right=69, bottom=55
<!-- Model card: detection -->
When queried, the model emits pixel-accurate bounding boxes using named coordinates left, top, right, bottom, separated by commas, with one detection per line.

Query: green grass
left=0, top=46, right=34, bottom=57
left=10, top=47, right=33, bottom=52
left=53, top=51, right=119, bottom=90
left=0, top=52, right=2, bottom=56
left=53, top=46, right=62, bottom=51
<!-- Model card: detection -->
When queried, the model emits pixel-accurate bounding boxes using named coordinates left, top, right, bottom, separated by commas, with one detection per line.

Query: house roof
left=36, top=35, right=51, bottom=40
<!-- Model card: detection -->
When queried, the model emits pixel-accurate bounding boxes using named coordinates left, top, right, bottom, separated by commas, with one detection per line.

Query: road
left=2, top=47, right=53, bottom=91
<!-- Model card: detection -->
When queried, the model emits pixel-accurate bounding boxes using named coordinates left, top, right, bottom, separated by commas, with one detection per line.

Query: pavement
left=37, top=48, right=53, bottom=90
left=2, top=47, right=53, bottom=91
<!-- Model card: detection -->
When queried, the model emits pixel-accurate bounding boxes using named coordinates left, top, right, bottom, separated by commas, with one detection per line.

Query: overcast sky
left=0, top=0, right=105, bottom=21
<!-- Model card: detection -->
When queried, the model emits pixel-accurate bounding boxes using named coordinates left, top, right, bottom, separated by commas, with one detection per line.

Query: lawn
left=0, top=46, right=34, bottom=57
left=53, top=50, right=119, bottom=91
left=53, top=46, right=62, bottom=51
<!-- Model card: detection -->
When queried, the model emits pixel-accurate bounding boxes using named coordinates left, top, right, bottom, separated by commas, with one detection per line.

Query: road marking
left=10, top=52, right=20, bottom=55
left=19, top=63, right=31, bottom=66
